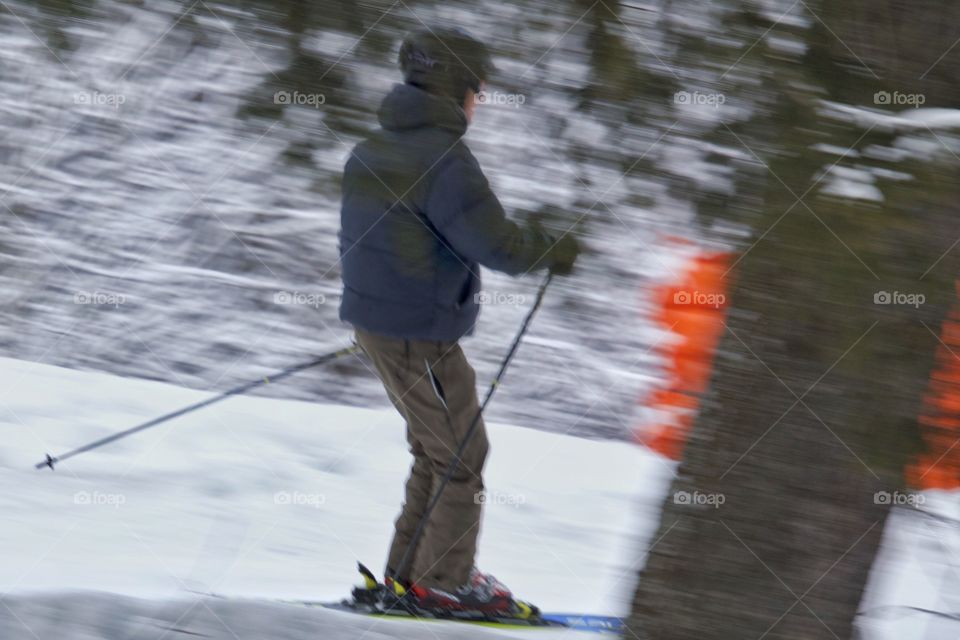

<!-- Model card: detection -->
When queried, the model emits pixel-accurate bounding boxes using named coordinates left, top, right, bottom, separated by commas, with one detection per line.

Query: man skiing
left=338, top=26, right=579, bottom=615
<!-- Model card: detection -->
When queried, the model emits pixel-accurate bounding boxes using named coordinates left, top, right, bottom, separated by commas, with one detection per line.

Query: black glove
left=548, top=232, right=581, bottom=276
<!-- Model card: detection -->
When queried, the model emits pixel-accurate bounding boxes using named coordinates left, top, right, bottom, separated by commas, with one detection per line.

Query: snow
left=820, top=166, right=884, bottom=202
left=820, top=102, right=960, bottom=133
left=811, top=143, right=861, bottom=157
left=0, top=592, right=586, bottom=640
left=0, top=356, right=670, bottom=637
left=765, top=34, right=807, bottom=57
left=1, top=357, right=958, bottom=638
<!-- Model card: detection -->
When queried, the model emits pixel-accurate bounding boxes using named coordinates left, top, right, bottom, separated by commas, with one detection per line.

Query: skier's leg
left=403, top=342, right=488, bottom=593
left=386, top=438, right=432, bottom=583
left=354, top=329, right=468, bottom=584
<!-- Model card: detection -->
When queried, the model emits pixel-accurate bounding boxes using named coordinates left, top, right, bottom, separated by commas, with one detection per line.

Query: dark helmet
left=398, top=27, right=495, bottom=101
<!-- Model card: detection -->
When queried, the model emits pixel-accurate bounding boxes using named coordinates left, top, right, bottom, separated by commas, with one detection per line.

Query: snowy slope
left=1, top=355, right=671, bottom=634
left=1, top=357, right=958, bottom=639
left=0, top=591, right=597, bottom=640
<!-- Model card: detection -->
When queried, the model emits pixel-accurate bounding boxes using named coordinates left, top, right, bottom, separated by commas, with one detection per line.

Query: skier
left=338, top=26, right=580, bottom=615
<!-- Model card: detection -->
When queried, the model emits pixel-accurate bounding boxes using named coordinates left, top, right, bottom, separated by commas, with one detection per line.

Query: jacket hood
left=377, top=83, right=467, bottom=135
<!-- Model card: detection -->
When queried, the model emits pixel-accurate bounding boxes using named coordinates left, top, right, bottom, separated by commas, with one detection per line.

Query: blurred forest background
left=0, top=0, right=703, bottom=440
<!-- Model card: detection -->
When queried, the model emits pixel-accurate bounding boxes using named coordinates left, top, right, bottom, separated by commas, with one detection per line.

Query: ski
left=313, top=598, right=624, bottom=633
left=189, top=563, right=625, bottom=634
left=293, top=563, right=624, bottom=634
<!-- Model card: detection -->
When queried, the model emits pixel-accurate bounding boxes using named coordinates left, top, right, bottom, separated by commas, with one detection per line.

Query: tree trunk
left=627, top=2, right=960, bottom=638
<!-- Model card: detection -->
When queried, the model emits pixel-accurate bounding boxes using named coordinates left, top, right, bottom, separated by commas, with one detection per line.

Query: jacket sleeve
left=422, top=150, right=555, bottom=276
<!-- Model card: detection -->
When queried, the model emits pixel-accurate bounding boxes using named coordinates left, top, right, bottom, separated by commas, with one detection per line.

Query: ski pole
left=393, top=272, right=553, bottom=585
left=35, top=343, right=361, bottom=470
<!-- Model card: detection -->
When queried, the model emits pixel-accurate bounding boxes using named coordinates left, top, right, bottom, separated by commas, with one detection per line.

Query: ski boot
left=400, top=567, right=539, bottom=620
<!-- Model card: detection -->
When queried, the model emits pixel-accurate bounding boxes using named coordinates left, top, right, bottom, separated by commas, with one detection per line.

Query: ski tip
left=357, top=562, right=378, bottom=590
left=540, top=613, right=625, bottom=633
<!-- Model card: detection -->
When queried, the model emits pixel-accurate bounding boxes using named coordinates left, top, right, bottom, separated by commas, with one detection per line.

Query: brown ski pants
left=355, top=328, right=488, bottom=592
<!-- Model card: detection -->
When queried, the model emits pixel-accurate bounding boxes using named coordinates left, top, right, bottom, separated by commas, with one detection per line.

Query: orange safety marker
left=634, top=247, right=733, bottom=460
left=906, top=284, right=960, bottom=490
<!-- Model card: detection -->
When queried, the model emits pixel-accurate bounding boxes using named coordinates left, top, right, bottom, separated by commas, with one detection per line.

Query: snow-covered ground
left=0, top=592, right=596, bottom=640
left=1, top=357, right=958, bottom=638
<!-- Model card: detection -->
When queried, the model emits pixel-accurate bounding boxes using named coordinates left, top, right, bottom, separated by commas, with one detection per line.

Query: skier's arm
left=423, top=152, right=557, bottom=276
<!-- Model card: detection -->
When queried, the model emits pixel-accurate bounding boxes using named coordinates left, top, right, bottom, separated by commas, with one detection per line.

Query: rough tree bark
left=627, top=2, right=960, bottom=639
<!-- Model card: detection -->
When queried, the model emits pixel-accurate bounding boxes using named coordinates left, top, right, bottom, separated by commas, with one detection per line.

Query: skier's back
left=339, top=26, right=579, bottom=615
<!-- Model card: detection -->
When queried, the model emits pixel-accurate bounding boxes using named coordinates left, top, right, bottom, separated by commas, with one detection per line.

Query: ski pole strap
left=393, top=272, right=552, bottom=581
left=35, top=343, right=361, bottom=470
